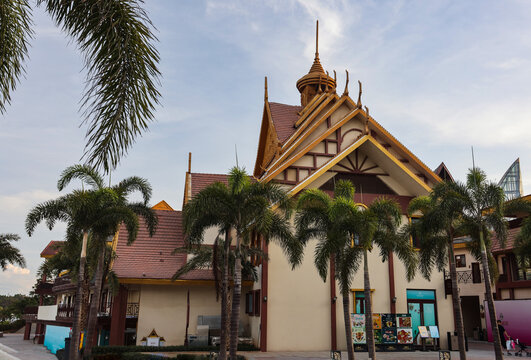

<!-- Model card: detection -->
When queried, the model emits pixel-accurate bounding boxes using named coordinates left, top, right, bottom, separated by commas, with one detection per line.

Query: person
left=497, top=320, right=511, bottom=351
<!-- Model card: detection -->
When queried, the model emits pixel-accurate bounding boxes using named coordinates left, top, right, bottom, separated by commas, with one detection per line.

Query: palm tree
left=59, top=166, right=158, bottom=357
left=448, top=168, right=507, bottom=360
left=25, top=164, right=156, bottom=360
left=295, top=180, right=363, bottom=360
left=1, top=0, right=161, bottom=171
left=183, top=167, right=300, bottom=360
left=408, top=183, right=469, bottom=360
left=173, top=236, right=262, bottom=349
left=505, top=197, right=531, bottom=270
left=357, top=198, right=416, bottom=360
left=0, top=234, right=26, bottom=271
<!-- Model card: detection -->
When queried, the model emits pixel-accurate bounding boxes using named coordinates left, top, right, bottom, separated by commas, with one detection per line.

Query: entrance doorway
left=407, top=289, right=438, bottom=340
left=461, top=296, right=481, bottom=339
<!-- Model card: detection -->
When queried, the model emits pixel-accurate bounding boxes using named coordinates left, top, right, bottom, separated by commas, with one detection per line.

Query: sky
left=1, top=0, right=530, bottom=295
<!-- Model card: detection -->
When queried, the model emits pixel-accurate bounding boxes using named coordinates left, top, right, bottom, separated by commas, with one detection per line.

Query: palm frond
left=39, top=0, right=161, bottom=171
left=0, top=0, right=33, bottom=114
left=57, top=164, right=105, bottom=191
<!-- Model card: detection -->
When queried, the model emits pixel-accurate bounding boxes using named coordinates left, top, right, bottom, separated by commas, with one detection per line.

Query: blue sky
left=1, top=0, right=530, bottom=294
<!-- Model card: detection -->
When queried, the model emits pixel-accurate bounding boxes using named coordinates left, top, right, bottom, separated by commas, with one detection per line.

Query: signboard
left=147, top=337, right=160, bottom=346
left=351, top=313, right=413, bottom=349
left=351, top=314, right=366, bottom=344
left=418, top=326, right=430, bottom=338
left=429, top=326, right=440, bottom=338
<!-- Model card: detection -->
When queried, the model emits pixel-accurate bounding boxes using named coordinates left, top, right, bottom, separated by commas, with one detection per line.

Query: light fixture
left=263, top=296, right=267, bottom=302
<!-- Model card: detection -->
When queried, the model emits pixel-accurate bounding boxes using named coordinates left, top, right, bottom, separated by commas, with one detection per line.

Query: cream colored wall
left=136, top=284, right=250, bottom=346
left=266, top=240, right=331, bottom=351
left=514, top=288, right=531, bottom=299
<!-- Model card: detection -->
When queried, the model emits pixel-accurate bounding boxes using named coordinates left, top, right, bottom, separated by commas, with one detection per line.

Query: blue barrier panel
left=43, top=325, right=70, bottom=354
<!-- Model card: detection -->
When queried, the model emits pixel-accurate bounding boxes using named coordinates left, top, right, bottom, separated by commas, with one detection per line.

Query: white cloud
left=4, top=264, right=30, bottom=275
left=0, top=190, right=60, bottom=213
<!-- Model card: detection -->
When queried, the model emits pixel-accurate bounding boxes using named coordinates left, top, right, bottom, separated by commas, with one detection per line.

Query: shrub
left=92, top=344, right=257, bottom=355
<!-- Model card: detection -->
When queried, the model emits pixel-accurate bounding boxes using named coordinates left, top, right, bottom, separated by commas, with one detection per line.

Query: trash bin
left=64, top=337, right=71, bottom=360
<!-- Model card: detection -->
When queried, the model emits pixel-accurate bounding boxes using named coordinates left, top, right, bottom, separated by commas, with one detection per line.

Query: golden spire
left=315, top=20, right=319, bottom=60
left=296, top=20, right=336, bottom=106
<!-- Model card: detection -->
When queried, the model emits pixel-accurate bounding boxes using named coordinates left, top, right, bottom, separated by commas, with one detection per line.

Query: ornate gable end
left=254, top=102, right=281, bottom=177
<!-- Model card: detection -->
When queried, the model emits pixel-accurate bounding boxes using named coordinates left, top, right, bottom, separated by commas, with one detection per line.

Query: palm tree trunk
left=84, top=248, right=105, bottom=357
left=342, top=289, right=355, bottom=360
left=363, top=250, right=376, bottom=360
left=479, top=231, right=504, bottom=360
left=70, top=231, right=88, bottom=360
left=218, top=230, right=230, bottom=360
left=447, top=237, right=467, bottom=360
left=229, top=247, right=242, bottom=360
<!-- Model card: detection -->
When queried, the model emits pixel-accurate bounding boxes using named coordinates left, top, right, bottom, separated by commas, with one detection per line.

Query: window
left=455, top=255, right=466, bottom=268
left=352, top=290, right=373, bottom=314
left=409, top=217, right=422, bottom=249
left=245, top=290, right=261, bottom=316
left=407, top=289, right=437, bottom=340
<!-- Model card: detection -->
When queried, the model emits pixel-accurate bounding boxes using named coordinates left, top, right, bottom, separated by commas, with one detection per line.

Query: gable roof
left=152, top=200, right=174, bottom=211
left=269, top=102, right=302, bottom=144
left=434, top=162, right=455, bottom=182
left=40, top=240, right=63, bottom=258
left=491, top=227, right=521, bottom=253
left=255, top=96, right=441, bottom=187
left=112, top=209, right=214, bottom=281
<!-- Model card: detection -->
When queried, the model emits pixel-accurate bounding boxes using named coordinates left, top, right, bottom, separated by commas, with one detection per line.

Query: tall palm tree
left=1, top=0, right=161, bottom=171
left=25, top=164, right=156, bottom=360
left=0, top=234, right=26, bottom=271
left=59, top=166, right=158, bottom=357
left=408, top=184, right=468, bottom=360
left=357, top=198, right=416, bottom=360
left=183, top=167, right=300, bottom=360
left=446, top=168, right=507, bottom=360
left=295, top=180, right=363, bottom=360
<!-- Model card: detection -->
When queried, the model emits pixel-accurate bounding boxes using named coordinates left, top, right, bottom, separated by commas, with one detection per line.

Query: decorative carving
left=364, top=106, right=370, bottom=135
left=318, top=73, right=323, bottom=93
left=357, top=80, right=362, bottom=109
left=343, top=70, right=349, bottom=96
left=325, top=71, right=330, bottom=92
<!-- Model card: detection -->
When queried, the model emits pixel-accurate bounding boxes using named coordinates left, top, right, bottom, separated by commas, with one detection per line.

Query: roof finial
left=325, top=71, right=330, bottom=92
left=343, top=70, right=349, bottom=96
left=333, top=70, right=337, bottom=83
left=264, top=76, right=268, bottom=102
left=318, top=73, right=323, bottom=93
left=357, top=80, right=363, bottom=109
left=188, top=152, right=192, bottom=173
left=315, top=20, right=319, bottom=60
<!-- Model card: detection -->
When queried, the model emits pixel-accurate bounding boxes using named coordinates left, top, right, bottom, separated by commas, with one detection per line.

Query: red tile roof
left=491, top=227, right=520, bottom=253
left=268, top=102, right=302, bottom=144
left=190, top=173, right=229, bottom=198
left=112, top=209, right=214, bottom=281
left=40, top=241, right=64, bottom=258
left=190, top=173, right=256, bottom=198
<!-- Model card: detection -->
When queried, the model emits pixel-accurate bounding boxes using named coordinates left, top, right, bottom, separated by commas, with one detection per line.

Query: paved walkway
left=241, top=342, right=502, bottom=360
left=0, top=334, right=56, bottom=360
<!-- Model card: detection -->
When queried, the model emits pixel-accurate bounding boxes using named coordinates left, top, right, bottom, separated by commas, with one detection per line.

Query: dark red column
left=109, top=285, right=128, bottom=345
left=38, top=324, right=46, bottom=344
left=23, top=322, right=31, bottom=340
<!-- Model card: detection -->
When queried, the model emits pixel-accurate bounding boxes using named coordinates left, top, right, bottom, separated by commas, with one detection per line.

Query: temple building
left=27, top=23, right=460, bottom=352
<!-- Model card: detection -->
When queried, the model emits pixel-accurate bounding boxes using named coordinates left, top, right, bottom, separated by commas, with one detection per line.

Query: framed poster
left=396, top=314, right=412, bottom=328
left=418, top=326, right=430, bottom=338
left=352, top=328, right=366, bottom=344
left=382, top=328, right=397, bottom=344
left=429, top=325, right=440, bottom=338
left=381, top=314, right=396, bottom=328
left=352, top=313, right=365, bottom=328
left=374, top=329, right=382, bottom=344
left=397, top=328, right=413, bottom=344
left=372, top=314, right=382, bottom=329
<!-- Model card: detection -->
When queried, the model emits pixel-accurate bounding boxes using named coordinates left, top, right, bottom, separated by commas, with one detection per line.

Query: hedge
left=92, top=344, right=258, bottom=355
left=0, top=319, right=25, bottom=332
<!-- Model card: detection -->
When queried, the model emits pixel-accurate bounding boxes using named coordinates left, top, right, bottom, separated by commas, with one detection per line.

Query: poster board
left=429, top=326, right=440, bottom=338
left=418, top=326, right=430, bottom=338
left=351, top=314, right=366, bottom=344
